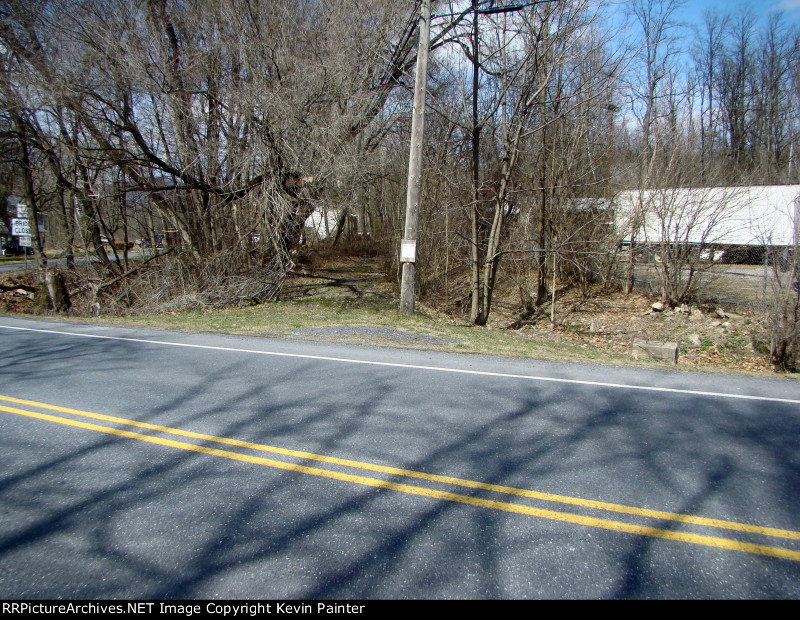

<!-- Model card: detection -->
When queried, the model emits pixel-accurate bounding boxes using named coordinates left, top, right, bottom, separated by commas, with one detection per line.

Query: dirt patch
left=280, top=256, right=775, bottom=374
left=0, top=270, right=36, bottom=313
left=281, top=256, right=397, bottom=307
left=489, top=287, right=772, bottom=374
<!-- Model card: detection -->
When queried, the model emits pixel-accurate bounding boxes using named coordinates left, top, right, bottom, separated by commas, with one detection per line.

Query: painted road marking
left=1, top=323, right=799, bottom=404
left=2, top=393, right=798, bottom=542
left=2, top=399, right=800, bottom=561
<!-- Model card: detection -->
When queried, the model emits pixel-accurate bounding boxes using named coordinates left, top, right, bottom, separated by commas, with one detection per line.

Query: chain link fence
left=617, top=244, right=795, bottom=312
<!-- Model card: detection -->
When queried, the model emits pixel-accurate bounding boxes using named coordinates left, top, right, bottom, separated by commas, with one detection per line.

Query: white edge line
left=1, top=323, right=799, bottom=405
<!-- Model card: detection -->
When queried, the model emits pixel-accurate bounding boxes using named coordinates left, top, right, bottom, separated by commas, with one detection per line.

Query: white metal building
left=613, top=185, right=800, bottom=247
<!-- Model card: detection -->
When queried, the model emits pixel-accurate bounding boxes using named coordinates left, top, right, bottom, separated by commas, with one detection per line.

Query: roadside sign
left=400, top=239, right=417, bottom=263
left=11, top=218, right=30, bottom=236
left=16, top=204, right=28, bottom=218
left=18, top=235, right=31, bottom=247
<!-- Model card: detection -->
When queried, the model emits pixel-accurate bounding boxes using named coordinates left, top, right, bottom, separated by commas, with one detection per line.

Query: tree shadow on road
left=1, top=333, right=799, bottom=598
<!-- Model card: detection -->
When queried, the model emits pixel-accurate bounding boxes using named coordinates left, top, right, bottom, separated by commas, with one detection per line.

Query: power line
left=432, top=0, right=560, bottom=20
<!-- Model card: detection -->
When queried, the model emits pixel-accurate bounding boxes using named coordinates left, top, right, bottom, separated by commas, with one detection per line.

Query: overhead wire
left=432, top=0, right=560, bottom=20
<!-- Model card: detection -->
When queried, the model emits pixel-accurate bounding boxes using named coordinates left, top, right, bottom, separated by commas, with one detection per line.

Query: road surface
left=0, top=250, right=149, bottom=274
left=1, top=316, right=799, bottom=598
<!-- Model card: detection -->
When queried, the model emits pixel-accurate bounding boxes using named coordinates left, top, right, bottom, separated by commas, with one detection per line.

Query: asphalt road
left=0, top=250, right=149, bottom=273
left=0, top=258, right=40, bottom=273
left=1, top=316, right=799, bottom=599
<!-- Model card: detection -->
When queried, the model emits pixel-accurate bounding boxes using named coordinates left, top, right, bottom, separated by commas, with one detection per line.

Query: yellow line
left=2, top=403, right=799, bottom=562
left=1, top=393, right=799, bottom=543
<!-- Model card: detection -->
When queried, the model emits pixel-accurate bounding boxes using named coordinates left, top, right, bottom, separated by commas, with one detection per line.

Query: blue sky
left=675, top=0, right=800, bottom=25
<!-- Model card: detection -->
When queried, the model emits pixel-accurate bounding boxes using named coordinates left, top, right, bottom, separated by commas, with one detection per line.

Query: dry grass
left=1, top=254, right=794, bottom=377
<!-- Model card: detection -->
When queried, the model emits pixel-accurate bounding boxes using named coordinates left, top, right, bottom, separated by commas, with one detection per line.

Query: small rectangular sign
left=16, top=204, right=28, bottom=218
left=11, top=218, right=30, bottom=236
left=18, top=235, right=31, bottom=247
left=400, top=239, right=417, bottom=263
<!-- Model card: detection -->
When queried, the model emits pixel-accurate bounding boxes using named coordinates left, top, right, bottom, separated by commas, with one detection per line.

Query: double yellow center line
left=2, top=393, right=799, bottom=562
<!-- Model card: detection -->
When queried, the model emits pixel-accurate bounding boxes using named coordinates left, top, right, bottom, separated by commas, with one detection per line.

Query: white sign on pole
left=11, top=218, right=30, bottom=236
left=400, top=239, right=417, bottom=263
left=18, top=235, right=32, bottom=247
left=16, top=204, right=28, bottom=218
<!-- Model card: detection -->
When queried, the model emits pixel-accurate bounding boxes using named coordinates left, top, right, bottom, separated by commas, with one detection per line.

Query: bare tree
left=616, top=181, right=746, bottom=305
left=622, top=0, right=685, bottom=295
left=691, top=10, right=729, bottom=183
left=0, top=0, right=424, bottom=310
left=447, top=0, right=619, bottom=324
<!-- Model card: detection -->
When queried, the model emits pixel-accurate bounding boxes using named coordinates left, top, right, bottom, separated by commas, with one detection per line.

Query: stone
left=688, top=308, right=704, bottom=322
left=632, top=339, right=679, bottom=363
left=651, top=302, right=665, bottom=312
left=689, top=333, right=703, bottom=346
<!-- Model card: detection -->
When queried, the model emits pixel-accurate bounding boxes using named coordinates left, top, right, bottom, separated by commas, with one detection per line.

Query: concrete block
left=632, top=339, right=678, bottom=363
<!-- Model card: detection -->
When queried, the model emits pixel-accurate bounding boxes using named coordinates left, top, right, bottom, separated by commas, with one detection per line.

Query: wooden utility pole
left=400, top=0, right=431, bottom=314
left=469, top=0, right=483, bottom=324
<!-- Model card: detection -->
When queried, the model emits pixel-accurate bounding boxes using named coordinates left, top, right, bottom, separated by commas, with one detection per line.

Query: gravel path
left=264, top=325, right=456, bottom=346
